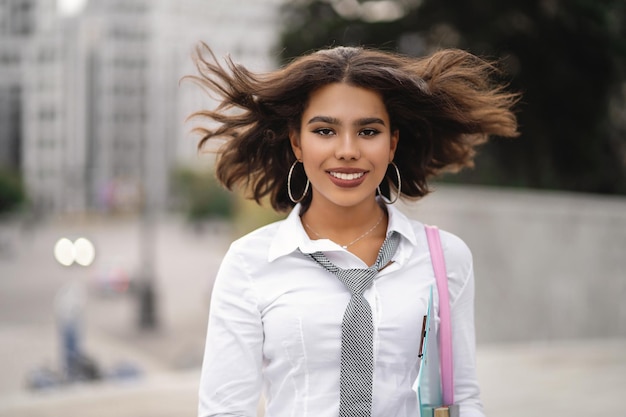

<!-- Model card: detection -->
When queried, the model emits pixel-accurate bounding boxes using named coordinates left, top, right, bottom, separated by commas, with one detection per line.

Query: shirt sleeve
left=198, top=246, right=264, bottom=417
left=442, top=232, right=486, bottom=417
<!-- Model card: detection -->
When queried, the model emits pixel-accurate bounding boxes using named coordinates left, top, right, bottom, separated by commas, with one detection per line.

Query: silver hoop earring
left=381, top=162, right=401, bottom=204
left=287, top=160, right=310, bottom=203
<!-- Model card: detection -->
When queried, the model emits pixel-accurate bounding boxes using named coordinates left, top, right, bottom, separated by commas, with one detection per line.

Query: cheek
left=298, top=145, right=322, bottom=174
left=370, top=140, right=395, bottom=161
left=300, top=137, right=328, bottom=161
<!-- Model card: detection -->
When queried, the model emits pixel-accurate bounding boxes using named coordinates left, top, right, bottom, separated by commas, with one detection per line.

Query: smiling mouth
left=329, top=171, right=365, bottom=180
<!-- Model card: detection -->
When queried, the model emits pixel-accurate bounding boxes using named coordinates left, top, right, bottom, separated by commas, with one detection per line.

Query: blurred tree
left=0, top=169, right=25, bottom=215
left=279, top=0, right=626, bottom=194
left=171, top=167, right=235, bottom=222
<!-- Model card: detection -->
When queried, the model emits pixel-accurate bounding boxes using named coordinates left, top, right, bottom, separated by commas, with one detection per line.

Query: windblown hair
left=186, top=43, right=520, bottom=212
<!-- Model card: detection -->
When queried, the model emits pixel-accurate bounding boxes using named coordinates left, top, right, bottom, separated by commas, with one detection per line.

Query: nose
left=335, top=133, right=360, bottom=160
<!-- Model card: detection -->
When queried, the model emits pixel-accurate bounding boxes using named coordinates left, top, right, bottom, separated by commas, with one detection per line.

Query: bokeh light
left=53, top=237, right=96, bottom=267
left=74, top=238, right=96, bottom=267
left=53, top=238, right=75, bottom=267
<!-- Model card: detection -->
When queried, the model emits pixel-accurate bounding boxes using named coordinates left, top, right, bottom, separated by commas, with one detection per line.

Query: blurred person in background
left=188, top=44, right=519, bottom=417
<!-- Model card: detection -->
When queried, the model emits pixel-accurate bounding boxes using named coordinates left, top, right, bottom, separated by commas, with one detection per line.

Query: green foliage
left=0, top=169, right=25, bottom=214
left=279, top=0, right=626, bottom=195
left=171, top=167, right=235, bottom=221
left=233, top=198, right=286, bottom=236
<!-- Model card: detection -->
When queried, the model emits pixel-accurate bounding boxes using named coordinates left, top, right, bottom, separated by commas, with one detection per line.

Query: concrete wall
left=398, top=185, right=626, bottom=344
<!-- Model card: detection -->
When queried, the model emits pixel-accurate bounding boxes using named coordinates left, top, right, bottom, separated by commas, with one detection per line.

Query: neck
left=301, top=198, right=387, bottom=245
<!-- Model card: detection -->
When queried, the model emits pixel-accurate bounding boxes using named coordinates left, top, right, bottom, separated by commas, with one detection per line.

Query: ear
left=389, top=129, right=399, bottom=162
left=289, top=129, right=303, bottom=161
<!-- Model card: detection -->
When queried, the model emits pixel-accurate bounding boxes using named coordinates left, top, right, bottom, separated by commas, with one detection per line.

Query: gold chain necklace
left=303, top=212, right=385, bottom=249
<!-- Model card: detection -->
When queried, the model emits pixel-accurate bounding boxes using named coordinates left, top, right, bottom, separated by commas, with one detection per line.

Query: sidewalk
left=477, top=339, right=626, bottom=417
left=0, top=370, right=200, bottom=417
left=0, top=338, right=624, bottom=417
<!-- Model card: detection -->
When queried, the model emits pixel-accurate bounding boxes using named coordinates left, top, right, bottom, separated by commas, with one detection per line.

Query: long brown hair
left=186, top=43, right=520, bottom=212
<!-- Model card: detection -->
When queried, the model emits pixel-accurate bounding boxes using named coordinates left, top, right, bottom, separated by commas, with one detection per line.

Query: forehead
left=303, top=83, right=388, bottom=120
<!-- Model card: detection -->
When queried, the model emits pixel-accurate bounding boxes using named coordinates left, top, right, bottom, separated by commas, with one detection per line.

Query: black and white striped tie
left=309, top=232, right=400, bottom=417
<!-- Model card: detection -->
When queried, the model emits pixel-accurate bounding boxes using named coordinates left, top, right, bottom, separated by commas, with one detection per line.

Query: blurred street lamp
left=137, top=203, right=158, bottom=330
left=137, top=96, right=159, bottom=330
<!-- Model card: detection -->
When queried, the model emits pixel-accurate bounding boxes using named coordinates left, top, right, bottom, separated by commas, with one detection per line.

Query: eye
left=313, top=128, right=335, bottom=136
left=359, top=128, right=380, bottom=137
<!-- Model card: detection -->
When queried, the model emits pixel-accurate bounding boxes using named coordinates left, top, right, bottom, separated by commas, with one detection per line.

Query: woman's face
left=290, top=82, right=398, bottom=212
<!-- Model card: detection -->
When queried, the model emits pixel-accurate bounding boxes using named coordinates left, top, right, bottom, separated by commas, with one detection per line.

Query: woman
left=189, top=44, right=519, bottom=417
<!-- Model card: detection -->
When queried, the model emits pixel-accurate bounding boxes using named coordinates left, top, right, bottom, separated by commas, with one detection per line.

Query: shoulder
left=230, top=220, right=282, bottom=251
left=400, top=214, right=473, bottom=268
left=211, top=220, right=284, bottom=296
left=437, top=228, right=473, bottom=270
left=439, top=229, right=474, bottom=305
left=221, top=218, right=288, bottom=275
left=422, top=225, right=474, bottom=304
left=227, top=220, right=282, bottom=260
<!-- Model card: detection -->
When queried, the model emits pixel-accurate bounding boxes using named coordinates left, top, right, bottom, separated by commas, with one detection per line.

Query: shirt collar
left=268, top=204, right=334, bottom=262
left=267, top=199, right=418, bottom=263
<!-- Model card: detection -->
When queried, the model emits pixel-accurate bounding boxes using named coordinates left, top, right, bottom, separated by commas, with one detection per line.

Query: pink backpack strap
left=425, top=225, right=454, bottom=406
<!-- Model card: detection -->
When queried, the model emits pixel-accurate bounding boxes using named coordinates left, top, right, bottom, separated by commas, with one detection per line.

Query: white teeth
left=330, top=172, right=364, bottom=180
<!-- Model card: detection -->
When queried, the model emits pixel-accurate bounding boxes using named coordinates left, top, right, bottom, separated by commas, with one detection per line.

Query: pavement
left=0, top=200, right=625, bottom=417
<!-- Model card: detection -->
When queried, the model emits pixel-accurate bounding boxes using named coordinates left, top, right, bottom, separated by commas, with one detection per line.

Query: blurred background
left=0, top=0, right=624, bottom=416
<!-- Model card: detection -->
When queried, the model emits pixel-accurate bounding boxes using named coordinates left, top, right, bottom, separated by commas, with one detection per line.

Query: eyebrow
left=307, top=116, right=387, bottom=127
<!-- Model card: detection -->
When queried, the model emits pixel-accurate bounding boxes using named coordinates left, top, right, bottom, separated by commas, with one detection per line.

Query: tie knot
left=306, top=232, right=400, bottom=295
left=336, top=268, right=377, bottom=295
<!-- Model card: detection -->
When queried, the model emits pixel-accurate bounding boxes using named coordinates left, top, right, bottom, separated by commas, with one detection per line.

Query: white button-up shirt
left=199, top=203, right=485, bottom=417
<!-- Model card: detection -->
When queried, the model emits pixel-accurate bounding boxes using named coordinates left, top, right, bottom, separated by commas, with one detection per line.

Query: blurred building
left=21, top=0, right=87, bottom=212
left=0, top=0, right=37, bottom=172
left=1, top=0, right=282, bottom=214
left=79, top=0, right=153, bottom=213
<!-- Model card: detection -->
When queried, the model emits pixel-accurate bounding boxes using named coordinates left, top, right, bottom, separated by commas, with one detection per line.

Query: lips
left=326, top=169, right=368, bottom=188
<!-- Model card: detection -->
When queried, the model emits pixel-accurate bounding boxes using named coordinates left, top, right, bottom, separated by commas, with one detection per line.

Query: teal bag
left=415, top=287, right=459, bottom=417
left=416, top=286, right=442, bottom=416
